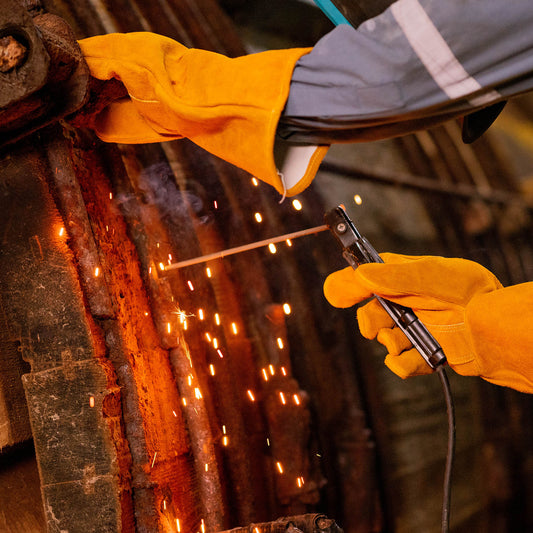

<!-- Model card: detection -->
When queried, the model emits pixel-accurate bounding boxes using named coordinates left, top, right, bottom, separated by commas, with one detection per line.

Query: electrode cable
left=436, top=365, right=456, bottom=533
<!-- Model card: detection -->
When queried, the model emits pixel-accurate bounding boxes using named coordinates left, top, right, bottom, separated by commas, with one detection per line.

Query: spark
left=212, top=338, right=218, bottom=349
left=94, top=267, right=100, bottom=277
left=293, top=394, right=301, bottom=405
left=182, top=398, right=187, bottom=406
left=205, top=463, right=209, bottom=472
left=209, top=364, right=215, bottom=376
left=279, top=392, right=286, bottom=405
left=173, top=410, right=177, bottom=417
left=167, top=322, right=172, bottom=334
left=214, top=200, right=218, bottom=209
left=297, top=476, right=305, bottom=488
left=231, top=322, right=238, bottom=335
left=276, top=461, right=284, bottom=474
left=254, top=212, right=263, bottom=223
left=283, top=303, right=291, bottom=315
left=262, top=368, right=269, bottom=381
left=58, top=227, right=65, bottom=237
left=195, top=388, right=202, bottom=399
left=89, top=395, right=95, bottom=408
left=151, top=451, right=157, bottom=468
left=286, top=239, right=293, bottom=247
left=187, top=280, right=194, bottom=291
left=222, top=435, right=229, bottom=447
left=176, top=518, right=181, bottom=532
left=198, top=309, right=205, bottom=320
left=277, top=337, right=284, bottom=349
left=214, top=313, right=220, bottom=326
left=292, top=199, right=303, bottom=211
left=159, top=262, right=165, bottom=271
left=266, top=438, right=270, bottom=447
left=251, top=177, right=259, bottom=187
left=205, top=333, right=212, bottom=342
left=354, top=194, right=363, bottom=205
left=269, top=364, right=275, bottom=376
left=206, top=267, right=212, bottom=278
left=281, top=366, right=287, bottom=376
left=247, top=390, right=255, bottom=402
left=201, top=519, right=206, bottom=533
left=109, top=192, right=113, bottom=200
left=217, top=349, right=224, bottom=359
left=268, top=243, right=277, bottom=254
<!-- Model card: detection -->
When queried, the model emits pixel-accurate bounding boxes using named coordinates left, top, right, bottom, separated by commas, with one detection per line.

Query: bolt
left=336, top=222, right=347, bottom=233
left=0, top=35, right=28, bottom=73
left=315, top=516, right=334, bottom=531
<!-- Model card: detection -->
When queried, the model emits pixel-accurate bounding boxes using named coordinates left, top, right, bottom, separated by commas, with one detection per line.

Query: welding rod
left=165, top=225, right=328, bottom=270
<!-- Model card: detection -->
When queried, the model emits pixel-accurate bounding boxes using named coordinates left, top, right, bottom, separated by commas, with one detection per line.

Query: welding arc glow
left=165, top=225, right=328, bottom=270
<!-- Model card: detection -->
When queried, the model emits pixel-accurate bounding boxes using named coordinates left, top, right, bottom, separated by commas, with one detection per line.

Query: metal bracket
left=217, top=514, right=344, bottom=533
left=0, top=0, right=90, bottom=148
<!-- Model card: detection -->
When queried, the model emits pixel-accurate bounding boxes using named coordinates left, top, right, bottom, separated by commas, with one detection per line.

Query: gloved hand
left=78, top=32, right=327, bottom=196
left=324, top=253, right=533, bottom=393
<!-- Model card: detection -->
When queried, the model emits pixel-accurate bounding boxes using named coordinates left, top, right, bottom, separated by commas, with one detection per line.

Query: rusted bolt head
left=0, top=35, right=28, bottom=72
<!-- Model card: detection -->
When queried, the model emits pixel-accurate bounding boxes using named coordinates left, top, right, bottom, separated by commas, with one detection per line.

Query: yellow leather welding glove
left=324, top=253, right=533, bottom=393
left=78, top=32, right=326, bottom=196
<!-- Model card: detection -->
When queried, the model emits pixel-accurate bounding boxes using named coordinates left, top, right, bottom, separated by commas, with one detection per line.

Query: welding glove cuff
left=323, top=254, right=533, bottom=393
left=78, top=32, right=327, bottom=196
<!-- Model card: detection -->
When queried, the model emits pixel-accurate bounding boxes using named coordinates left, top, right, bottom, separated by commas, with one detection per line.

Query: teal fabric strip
left=313, top=0, right=351, bottom=25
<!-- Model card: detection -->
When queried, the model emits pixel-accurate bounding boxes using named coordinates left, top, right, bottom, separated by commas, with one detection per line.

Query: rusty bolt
left=0, top=35, right=28, bottom=72
left=315, top=516, right=334, bottom=531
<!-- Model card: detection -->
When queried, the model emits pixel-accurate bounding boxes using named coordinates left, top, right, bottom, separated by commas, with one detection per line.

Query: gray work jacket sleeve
left=278, top=0, right=533, bottom=144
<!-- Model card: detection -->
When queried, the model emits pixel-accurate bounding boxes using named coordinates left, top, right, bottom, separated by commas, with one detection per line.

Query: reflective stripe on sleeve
left=391, top=0, right=501, bottom=106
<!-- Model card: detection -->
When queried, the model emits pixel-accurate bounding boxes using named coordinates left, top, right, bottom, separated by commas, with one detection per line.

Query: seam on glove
left=131, top=94, right=160, bottom=104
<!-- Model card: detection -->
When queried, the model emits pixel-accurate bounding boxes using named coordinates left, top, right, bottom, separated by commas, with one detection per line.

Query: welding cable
left=436, top=366, right=455, bottom=533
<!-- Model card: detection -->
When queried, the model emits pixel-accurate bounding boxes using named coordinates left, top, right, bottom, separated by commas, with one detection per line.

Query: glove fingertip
left=323, top=267, right=371, bottom=308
